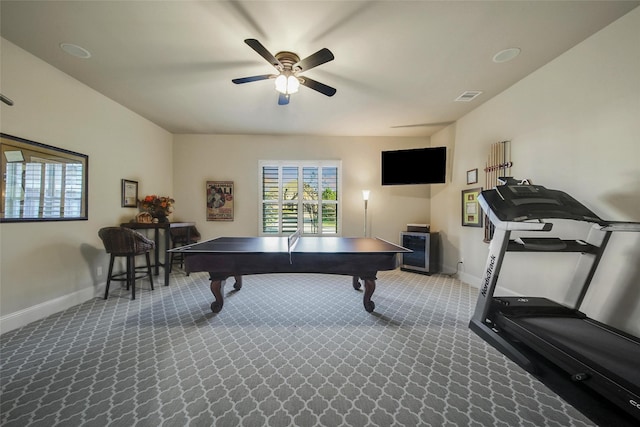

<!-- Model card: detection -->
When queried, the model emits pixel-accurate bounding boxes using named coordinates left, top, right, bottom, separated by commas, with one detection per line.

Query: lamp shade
left=362, top=190, right=370, bottom=201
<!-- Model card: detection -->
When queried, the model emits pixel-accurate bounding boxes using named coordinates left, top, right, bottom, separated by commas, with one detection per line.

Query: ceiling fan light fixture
left=287, top=76, right=300, bottom=94
left=274, top=75, right=287, bottom=93
left=274, top=74, right=299, bottom=95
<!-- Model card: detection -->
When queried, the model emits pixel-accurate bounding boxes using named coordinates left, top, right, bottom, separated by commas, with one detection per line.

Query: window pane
left=4, top=163, right=23, bottom=218
left=322, top=203, right=338, bottom=234
left=64, top=164, right=84, bottom=216
left=303, top=167, right=318, bottom=201
left=24, top=163, right=42, bottom=218
left=303, top=203, right=318, bottom=234
left=262, top=166, right=279, bottom=200
left=282, top=167, right=298, bottom=201
left=282, top=203, right=298, bottom=233
left=322, top=167, right=338, bottom=200
left=43, top=163, right=63, bottom=218
left=262, top=203, right=279, bottom=233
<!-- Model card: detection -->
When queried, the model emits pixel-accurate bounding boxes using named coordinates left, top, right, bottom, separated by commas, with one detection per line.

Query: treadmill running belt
left=502, top=315, right=640, bottom=391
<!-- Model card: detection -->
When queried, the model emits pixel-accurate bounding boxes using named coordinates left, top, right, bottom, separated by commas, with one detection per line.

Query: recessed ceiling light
left=493, top=47, right=520, bottom=63
left=60, top=43, right=91, bottom=59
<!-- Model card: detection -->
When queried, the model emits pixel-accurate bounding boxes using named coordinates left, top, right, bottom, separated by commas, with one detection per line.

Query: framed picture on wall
left=462, top=187, right=483, bottom=227
left=466, top=168, right=478, bottom=185
left=206, top=181, right=234, bottom=221
left=121, top=179, right=138, bottom=208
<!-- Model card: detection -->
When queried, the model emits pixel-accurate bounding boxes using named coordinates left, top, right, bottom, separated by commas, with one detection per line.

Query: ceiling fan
left=232, top=39, right=336, bottom=105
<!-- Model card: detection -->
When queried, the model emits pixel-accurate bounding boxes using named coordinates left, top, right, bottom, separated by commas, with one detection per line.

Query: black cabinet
left=400, top=232, right=439, bottom=274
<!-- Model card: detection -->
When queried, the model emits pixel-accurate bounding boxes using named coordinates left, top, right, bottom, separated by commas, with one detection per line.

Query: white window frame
left=258, top=160, right=342, bottom=236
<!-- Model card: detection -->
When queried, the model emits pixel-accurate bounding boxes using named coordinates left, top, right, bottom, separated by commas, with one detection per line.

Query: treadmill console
left=481, top=184, right=602, bottom=223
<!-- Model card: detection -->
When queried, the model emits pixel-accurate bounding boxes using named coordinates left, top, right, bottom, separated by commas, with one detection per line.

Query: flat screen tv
left=381, top=146, right=447, bottom=185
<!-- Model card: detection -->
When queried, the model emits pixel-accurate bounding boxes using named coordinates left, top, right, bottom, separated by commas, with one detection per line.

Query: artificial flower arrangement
left=140, top=195, right=175, bottom=217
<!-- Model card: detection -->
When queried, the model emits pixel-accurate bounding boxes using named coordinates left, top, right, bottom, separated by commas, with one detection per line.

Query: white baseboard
left=444, top=265, right=519, bottom=296
left=441, top=263, right=480, bottom=288
left=0, top=283, right=105, bottom=335
left=457, top=271, right=480, bottom=288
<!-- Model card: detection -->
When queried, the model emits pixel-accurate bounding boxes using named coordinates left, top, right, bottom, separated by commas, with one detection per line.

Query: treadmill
left=468, top=180, right=640, bottom=426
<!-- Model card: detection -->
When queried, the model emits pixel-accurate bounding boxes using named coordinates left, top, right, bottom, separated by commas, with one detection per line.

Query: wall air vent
left=455, top=91, right=483, bottom=102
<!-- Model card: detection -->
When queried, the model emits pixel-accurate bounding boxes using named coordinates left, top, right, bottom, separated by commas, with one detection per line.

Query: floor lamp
left=362, top=190, right=370, bottom=237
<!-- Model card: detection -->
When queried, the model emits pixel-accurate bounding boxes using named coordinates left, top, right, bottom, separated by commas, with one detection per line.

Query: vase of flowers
left=140, top=195, right=174, bottom=222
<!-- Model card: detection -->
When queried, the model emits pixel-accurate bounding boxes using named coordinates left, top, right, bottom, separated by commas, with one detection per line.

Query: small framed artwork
left=466, top=168, right=478, bottom=185
left=206, top=181, right=234, bottom=221
left=121, top=179, right=138, bottom=208
left=462, top=187, right=483, bottom=227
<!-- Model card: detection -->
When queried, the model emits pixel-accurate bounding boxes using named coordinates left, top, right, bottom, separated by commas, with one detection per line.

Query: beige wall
left=2, top=7, right=639, bottom=336
left=431, top=7, right=640, bottom=335
left=172, top=134, right=433, bottom=244
left=0, top=37, right=433, bottom=333
left=0, top=39, right=173, bottom=332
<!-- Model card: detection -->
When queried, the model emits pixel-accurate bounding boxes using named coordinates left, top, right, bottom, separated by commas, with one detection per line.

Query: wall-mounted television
left=381, top=146, right=447, bottom=185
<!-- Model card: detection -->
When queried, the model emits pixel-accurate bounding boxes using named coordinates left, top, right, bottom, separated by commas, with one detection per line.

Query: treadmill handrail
left=479, top=189, right=640, bottom=232
left=596, top=221, right=640, bottom=232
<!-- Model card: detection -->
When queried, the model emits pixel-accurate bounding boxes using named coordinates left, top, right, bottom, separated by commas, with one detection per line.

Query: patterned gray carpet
left=1, top=270, right=594, bottom=426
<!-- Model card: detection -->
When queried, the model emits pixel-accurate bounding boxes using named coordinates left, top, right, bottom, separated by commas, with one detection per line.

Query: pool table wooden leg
left=209, top=275, right=242, bottom=313
left=210, top=279, right=224, bottom=313
left=363, top=278, right=376, bottom=313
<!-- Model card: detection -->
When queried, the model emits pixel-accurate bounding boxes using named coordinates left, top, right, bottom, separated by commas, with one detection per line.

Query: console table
left=121, top=221, right=195, bottom=286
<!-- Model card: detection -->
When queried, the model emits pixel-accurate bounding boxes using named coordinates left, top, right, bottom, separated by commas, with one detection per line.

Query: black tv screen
left=381, top=147, right=447, bottom=185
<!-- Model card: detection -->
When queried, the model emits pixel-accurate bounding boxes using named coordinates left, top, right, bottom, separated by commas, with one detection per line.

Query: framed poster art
left=462, top=187, right=483, bottom=227
left=121, top=179, right=138, bottom=207
left=207, top=181, right=234, bottom=221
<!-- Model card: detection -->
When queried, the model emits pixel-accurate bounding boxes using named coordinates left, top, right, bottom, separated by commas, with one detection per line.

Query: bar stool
left=98, top=226, right=155, bottom=300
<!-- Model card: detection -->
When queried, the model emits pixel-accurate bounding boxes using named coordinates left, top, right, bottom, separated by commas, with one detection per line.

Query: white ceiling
left=1, top=1, right=638, bottom=137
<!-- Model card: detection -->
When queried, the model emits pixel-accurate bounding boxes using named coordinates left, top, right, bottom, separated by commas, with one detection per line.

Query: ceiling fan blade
left=0, top=93, right=14, bottom=106
left=232, top=74, right=275, bottom=84
left=299, top=77, right=337, bottom=97
left=278, top=93, right=290, bottom=105
left=293, top=48, right=334, bottom=72
left=244, top=39, right=283, bottom=70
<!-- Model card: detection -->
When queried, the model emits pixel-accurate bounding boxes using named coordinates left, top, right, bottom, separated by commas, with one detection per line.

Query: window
left=1, top=133, right=88, bottom=222
left=259, top=160, right=341, bottom=236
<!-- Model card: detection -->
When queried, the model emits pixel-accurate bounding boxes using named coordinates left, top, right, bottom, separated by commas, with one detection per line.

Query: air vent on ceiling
left=455, top=91, right=482, bottom=102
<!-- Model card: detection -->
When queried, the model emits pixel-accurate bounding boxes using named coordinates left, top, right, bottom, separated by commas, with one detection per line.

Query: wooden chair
left=98, top=226, right=155, bottom=300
